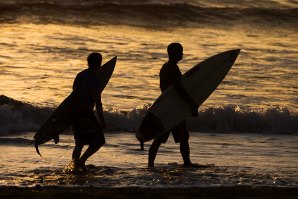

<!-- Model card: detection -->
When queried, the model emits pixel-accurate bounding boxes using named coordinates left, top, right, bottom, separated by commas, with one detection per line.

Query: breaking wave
left=0, top=95, right=297, bottom=135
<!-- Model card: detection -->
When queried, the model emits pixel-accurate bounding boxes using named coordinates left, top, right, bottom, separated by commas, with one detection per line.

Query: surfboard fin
left=53, top=135, right=59, bottom=144
left=35, top=143, right=42, bottom=157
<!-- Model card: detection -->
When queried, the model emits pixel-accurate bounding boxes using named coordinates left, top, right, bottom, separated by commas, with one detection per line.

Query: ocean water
left=0, top=0, right=297, bottom=187
left=0, top=132, right=297, bottom=187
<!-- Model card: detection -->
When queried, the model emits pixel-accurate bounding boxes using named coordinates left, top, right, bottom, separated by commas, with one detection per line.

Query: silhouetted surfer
left=148, top=43, right=199, bottom=168
left=66, top=52, right=107, bottom=173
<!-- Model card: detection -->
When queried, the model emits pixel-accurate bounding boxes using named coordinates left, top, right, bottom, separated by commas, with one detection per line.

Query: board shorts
left=156, top=121, right=189, bottom=144
left=72, top=111, right=105, bottom=146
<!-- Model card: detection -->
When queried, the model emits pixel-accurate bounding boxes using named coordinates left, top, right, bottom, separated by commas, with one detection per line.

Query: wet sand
left=1, top=186, right=297, bottom=199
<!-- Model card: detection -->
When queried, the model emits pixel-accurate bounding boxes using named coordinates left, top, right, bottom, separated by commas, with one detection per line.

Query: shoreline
left=1, top=186, right=297, bottom=199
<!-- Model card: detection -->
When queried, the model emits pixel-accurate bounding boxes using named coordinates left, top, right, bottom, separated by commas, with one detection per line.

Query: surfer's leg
left=177, top=122, right=192, bottom=167
left=148, top=139, right=162, bottom=168
left=72, top=143, right=84, bottom=162
left=178, top=124, right=202, bottom=168
left=63, top=143, right=84, bottom=173
left=148, top=132, right=169, bottom=167
left=79, top=139, right=105, bottom=165
left=180, top=140, right=191, bottom=167
left=76, top=114, right=105, bottom=165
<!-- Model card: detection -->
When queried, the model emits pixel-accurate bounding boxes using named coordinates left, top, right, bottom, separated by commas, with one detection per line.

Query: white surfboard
left=34, top=56, right=117, bottom=156
left=136, top=49, right=240, bottom=142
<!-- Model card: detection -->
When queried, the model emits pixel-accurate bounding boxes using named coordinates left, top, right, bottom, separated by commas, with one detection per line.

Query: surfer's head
left=167, top=43, right=183, bottom=61
left=87, top=52, right=102, bottom=69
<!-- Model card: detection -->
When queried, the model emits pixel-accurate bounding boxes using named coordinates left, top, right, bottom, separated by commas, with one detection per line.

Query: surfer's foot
left=183, top=163, right=204, bottom=168
left=184, top=162, right=194, bottom=167
left=74, top=160, right=87, bottom=173
left=148, top=162, right=154, bottom=168
left=64, top=160, right=87, bottom=174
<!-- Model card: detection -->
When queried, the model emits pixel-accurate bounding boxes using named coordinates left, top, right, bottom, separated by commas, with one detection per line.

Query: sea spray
left=103, top=104, right=149, bottom=132
left=0, top=95, right=53, bottom=134
left=0, top=95, right=297, bottom=135
left=187, top=105, right=298, bottom=134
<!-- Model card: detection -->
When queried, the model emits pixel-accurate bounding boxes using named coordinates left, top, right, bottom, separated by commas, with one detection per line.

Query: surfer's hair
left=167, top=43, right=183, bottom=56
left=87, top=52, right=102, bottom=68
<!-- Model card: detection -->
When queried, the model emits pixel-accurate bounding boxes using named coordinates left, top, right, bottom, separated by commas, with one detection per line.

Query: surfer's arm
left=94, top=92, right=107, bottom=129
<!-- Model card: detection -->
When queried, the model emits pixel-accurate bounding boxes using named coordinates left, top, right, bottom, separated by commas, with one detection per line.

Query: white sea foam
left=0, top=95, right=297, bottom=135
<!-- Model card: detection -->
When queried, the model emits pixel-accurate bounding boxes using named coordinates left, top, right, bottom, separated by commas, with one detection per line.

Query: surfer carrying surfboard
left=67, top=52, right=107, bottom=173
left=148, top=43, right=199, bottom=168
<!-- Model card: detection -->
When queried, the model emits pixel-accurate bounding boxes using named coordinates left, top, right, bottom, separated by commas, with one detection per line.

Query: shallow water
left=0, top=132, right=297, bottom=187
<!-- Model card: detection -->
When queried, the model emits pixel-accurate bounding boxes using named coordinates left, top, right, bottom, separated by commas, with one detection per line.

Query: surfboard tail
left=137, top=112, right=164, bottom=142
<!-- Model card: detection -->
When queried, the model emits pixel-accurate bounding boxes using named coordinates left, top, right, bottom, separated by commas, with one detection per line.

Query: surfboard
left=136, top=49, right=240, bottom=142
left=34, top=56, right=117, bottom=156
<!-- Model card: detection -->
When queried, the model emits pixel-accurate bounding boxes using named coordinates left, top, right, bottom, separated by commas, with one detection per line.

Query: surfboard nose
left=229, top=49, right=241, bottom=64
left=233, top=49, right=241, bottom=55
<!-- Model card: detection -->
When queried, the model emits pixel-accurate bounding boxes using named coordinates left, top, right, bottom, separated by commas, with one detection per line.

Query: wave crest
left=0, top=95, right=297, bottom=135
left=188, top=105, right=298, bottom=134
left=0, top=2, right=297, bottom=28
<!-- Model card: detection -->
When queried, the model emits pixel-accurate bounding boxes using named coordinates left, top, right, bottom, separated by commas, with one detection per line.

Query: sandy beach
left=1, top=186, right=298, bottom=199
